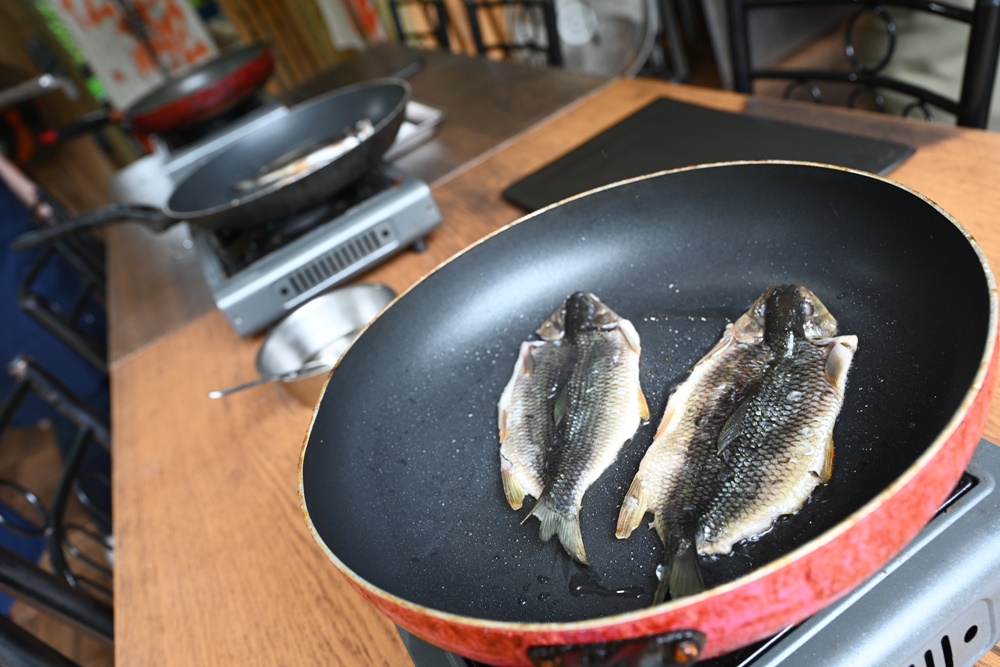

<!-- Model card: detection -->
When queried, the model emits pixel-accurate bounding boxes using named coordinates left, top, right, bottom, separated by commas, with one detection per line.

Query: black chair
left=386, top=0, right=452, bottom=51
left=465, top=0, right=564, bottom=66
left=727, top=0, right=1000, bottom=128
left=18, top=187, right=108, bottom=376
left=18, top=242, right=107, bottom=377
left=0, top=355, right=112, bottom=595
left=0, top=355, right=112, bottom=666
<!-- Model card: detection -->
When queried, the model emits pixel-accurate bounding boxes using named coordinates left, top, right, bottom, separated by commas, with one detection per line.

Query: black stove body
left=108, top=97, right=443, bottom=336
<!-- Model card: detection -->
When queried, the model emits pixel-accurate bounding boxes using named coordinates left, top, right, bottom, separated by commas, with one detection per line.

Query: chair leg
left=659, top=0, right=691, bottom=82
left=465, top=0, right=489, bottom=55
left=0, top=358, right=113, bottom=664
left=46, top=429, right=112, bottom=598
left=540, top=0, right=563, bottom=66
left=959, top=0, right=1000, bottom=127
left=5, top=357, right=110, bottom=451
left=725, top=0, right=753, bottom=92
left=18, top=249, right=108, bottom=376
left=432, top=0, right=451, bottom=50
left=0, top=613, right=81, bottom=667
left=0, top=547, right=112, bottom=644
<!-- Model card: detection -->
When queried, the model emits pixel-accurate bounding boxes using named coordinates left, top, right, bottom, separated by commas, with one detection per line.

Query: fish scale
left=617, top=322, right=773, bottom=596
left=545, top=333, right=632, bottom=517
left=498, top=292, right=648, bottom=565
left=498, top=339, right=571, bottom=510
left=617, top=284, right=856, bottom=604
left=703, top=337, right=852, bottom=552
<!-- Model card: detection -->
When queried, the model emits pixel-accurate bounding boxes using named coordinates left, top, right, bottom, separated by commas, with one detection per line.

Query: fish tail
left=526, top=496, right=588, bottom=565
left=654, top=530, right=704, bottom=604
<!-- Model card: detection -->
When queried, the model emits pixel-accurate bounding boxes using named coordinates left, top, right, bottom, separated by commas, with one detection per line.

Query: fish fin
left=653, top=406, right=673, bottom=440
left=521, top=343, right=536, bottom=376
left=616, top=476, right=649, bottom=539
left=536, top=302, right=567, bottom=341
left=617, top=319, right=642, bottom=355
left=653, top=573, right=671, bottom=605
left=497, top=342, right=539, bottom=439
left=717, top=386, right=756, bottom=454
left=820, top=435, right=835, bottom=483
left=526, top=497, right=588, bottom=564
left=702, top=325, right=736, bottom=360
left=498, top=407, right=509, bottom=442
left=669, top=540, right=705, bottom=600
left=500, top=457, right=526, bottom=510
left=732, top=286, right=773, bottom=344
left=824, top=335, right=858, bottom=390
left=654, top=532, right=704, bottom=604
left=637, top=386, right=650, bottom=422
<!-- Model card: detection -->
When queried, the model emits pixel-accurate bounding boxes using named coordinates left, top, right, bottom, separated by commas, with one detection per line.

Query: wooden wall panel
left=215, top=0, right=526, bottom=95
left=215, top=0, right=349, bottom=93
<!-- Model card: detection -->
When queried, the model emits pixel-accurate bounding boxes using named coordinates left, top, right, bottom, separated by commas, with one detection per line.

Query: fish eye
left=802, top=301, right=814, bottom=316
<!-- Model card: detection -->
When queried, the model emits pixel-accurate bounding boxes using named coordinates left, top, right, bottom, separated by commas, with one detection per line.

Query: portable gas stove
left=109, top=96, right=444, bottom=336
left=398, top=439, right=1000, bottom=667
left=190, top=164, right=440, bottom=335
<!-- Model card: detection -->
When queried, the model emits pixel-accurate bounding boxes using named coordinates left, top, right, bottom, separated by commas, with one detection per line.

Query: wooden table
left=109, top=76, right=1000, bottom=666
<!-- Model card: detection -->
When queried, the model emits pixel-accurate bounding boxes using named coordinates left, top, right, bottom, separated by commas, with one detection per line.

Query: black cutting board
left=503, top=97, right=915, bottom=211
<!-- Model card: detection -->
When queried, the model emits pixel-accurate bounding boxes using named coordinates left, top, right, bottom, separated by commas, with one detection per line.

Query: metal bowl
left=256, top=284, right=396, bottom=404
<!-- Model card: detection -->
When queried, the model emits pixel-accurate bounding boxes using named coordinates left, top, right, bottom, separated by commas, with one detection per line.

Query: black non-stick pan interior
left=302, top=162, right=992, bottom=624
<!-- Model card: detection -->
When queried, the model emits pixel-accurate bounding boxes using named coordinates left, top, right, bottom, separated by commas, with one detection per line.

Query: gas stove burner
left=400, top=440, right=1000, bottom=666
left=193, top=164, right=441, bottom=336
left=207, top=167, right=399, bottom=276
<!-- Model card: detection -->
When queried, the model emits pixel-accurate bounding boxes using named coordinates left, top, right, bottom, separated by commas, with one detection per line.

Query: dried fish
left=499, top=292, right=649, bottom=563
left=618, top=285, right=855, bottom=602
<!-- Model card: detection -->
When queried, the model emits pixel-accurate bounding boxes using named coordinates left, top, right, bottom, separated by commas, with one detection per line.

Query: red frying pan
left=299, top=162, right=997, bottom=665
left=38, top=44, right=273, bottom=145
left=124, top=42, right=273, bottom=134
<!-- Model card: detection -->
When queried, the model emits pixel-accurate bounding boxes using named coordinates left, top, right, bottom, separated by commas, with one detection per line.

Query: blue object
left=0, top=531, right=45, bottom=614
left=0, top=180, right=110, bottom=610
left=0, top=182, right=108, bottom=426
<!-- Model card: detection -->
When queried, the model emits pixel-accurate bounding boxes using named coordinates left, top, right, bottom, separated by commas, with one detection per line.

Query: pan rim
left=125, top=43, right=271, bottom=118
left=298, top=159, right=998, bottom=634
left=162, top=77, right=411, bottom=220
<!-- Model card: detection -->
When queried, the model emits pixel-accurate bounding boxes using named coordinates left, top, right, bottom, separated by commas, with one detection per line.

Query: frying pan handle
left=37, top=109, right=123, bottom=146
left=527, top=629, right=706, bottom=666
left=10, top=203, right=170, bottom=252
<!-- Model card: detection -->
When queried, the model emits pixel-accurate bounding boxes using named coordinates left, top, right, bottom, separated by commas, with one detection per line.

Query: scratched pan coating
left=300, top=162, right=996, bottom=661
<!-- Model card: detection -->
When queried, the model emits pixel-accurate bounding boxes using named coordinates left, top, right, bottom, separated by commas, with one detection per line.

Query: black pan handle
left=10, top=203, right=171, bottom=252
left=527, top=629, right=706, bottom=666
left=37, top=109, right=124, bottom=146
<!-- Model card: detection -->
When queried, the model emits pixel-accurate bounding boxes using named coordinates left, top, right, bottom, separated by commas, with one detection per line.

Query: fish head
left=563, top=292, right=620, bottom=335
left=763, top=284, right=839, bottom=350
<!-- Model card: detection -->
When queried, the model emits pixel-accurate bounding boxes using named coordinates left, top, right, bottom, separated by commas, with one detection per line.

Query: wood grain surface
left=112, top=76, right=1000, bottom=665
left=113, top=312, right=410, bottom=665
left=982, top=646, right=1000, bottom=667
